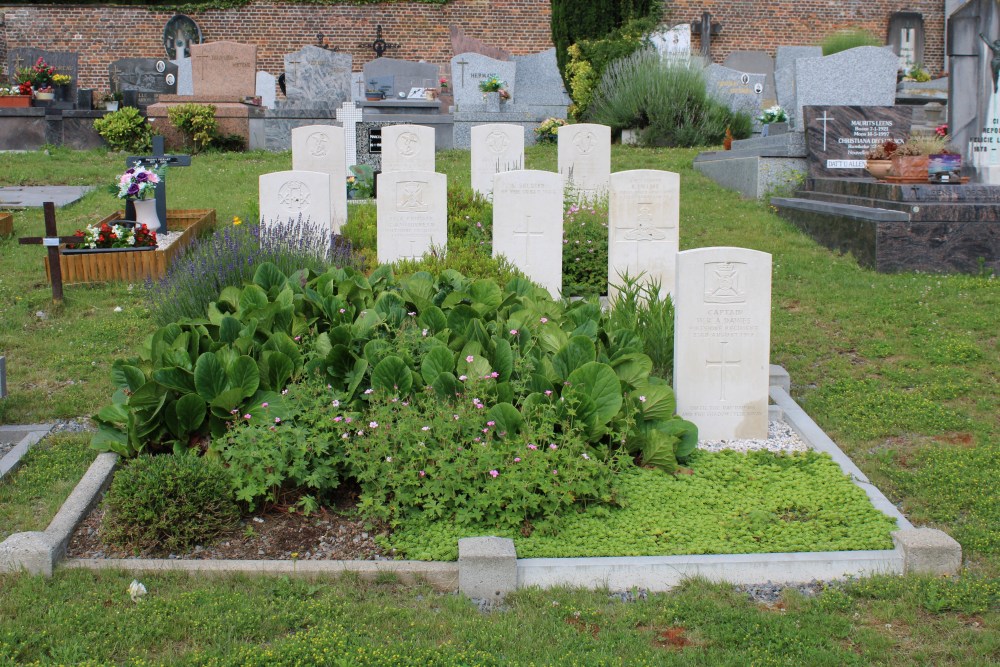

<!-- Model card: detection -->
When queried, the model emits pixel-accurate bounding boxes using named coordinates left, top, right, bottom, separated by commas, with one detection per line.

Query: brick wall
left=0, top=0, right=945, bottom=95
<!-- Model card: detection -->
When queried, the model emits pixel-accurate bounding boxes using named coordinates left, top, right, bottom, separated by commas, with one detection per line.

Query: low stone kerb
left=892, top=528, right=962, bottom=576
left=458, top=536, right=517, bottom=601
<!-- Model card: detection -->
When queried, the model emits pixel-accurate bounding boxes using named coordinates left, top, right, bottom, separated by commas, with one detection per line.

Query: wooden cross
left=690, top=11, right=723, bottom=58
left=18, top=202, right=84, bottom=302
left=126, top=135, right=191, bottom=232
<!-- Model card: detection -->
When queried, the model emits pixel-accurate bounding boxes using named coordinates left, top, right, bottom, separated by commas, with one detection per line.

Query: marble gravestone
left=704, top=64, right=767, bottom=130
left=774, top=45, right=823, bottom=73
left=256, top=71, right=276, bottom=108
left=258, top=170, right=333, bottom=239
left=171, top=56, right=193, bottom=96
left=673, top=247, right=772, bottom=441
left=510, top=48, right=571, bottom=112
left=376, top=171, right=447, bottom=264
left=363, top=57, right=439, bottom=99
left=558, top=123, right=611, bottom=199
left=7, top=48, right=79, bottom=103
left=109, top=58, right=178, bottom=107
left=787, top=47, right=899, bottom=129
left=492, top=170, right=564, bottom=298
left=649, top=23, right=692, bottom=66
left=607, top=170, right=680, bottom=300
left=291, top=125, right=348, bottom=233
left=283, top=45, right=352, bottom=109
left=470, top=124, right=524, bottom=197
left=190, top=41, right=256, bottom=98
left=450, top=52, right=517, bottom=110
left=723, top=51, right=776, bottom=108
left=804, top=106, right=912, bottom=178
left=381, top=124, right=436, bottom=173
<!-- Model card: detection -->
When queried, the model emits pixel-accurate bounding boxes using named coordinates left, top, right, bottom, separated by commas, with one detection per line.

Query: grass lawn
left=0, top=144, right=996, bottom=664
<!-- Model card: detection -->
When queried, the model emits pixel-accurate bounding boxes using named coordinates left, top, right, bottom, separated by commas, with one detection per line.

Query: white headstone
left=492, top=170, right=564, bottom=297
left=258, top=170, right=333, bottom=240
left=650, top=24, right=691, bottom=66
left=470, top=124, right=525, bottom=198
left=381, top=124, right=436, bottom=173
left=171, top=56, right=193, bottom=96
left=673, top=247, right=772, bottom=441
left=557, top=123, right=611, bottom=200
left=607, top=170, right=680, bottom=300
left=376, top=170, right=447, bottom=264
left=335, top=101, right=363, bottom=168
left=291, top=125, right=348, bottom=234
left=256, top=71, right=276, bottom=109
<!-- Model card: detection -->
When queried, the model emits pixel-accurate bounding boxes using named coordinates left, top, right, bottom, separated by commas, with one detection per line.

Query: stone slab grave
left=470, top=123, right=524, bottom=197
left=492, top=170, right=564, bottom=297
left=258, top=170, right=333, bottom=239
left=363, top=57, right=439, bottom=100
left=381, top=124, right=436, bottom=173
left=109, top=57, right=178, bottom=107
left=0, top=187, right=94, bottom=208
left=282, top=46, right=352, bottom=109
left=804, top=105, right=912, bottom=178
left=723, top=50, right=776, bottom=108
left=607, top=170, right=680, bottom=300
left=704, top=64, right=767, bottom=132
left=450, top=52, right=517, bottom=111
left=558, top=123, right=611, bottom=199
left=291, top=125, right=348, bottom=233
left=376, top=170, right=447, bottom=264
left=7, top=48, right=79, bottom=106
left=191, top=41, right=256, bottom=99
left=674, top=247, right=772, bottom=441
left=510, top=48, right=571, bottom=113
left=773, top=46, right=823, bottom=126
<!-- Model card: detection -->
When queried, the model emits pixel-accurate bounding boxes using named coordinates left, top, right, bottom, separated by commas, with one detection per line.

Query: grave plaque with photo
left=110, top=58, right=178, bottom=107
left=804, top=105, right=912, bottom=177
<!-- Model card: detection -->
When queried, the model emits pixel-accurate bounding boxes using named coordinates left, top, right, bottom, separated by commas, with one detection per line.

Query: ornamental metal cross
left=17, top=202, right=85, bottom=302
left=126, top=135, right=191, bottom=232
left=357, top=25, right=400, bottom=58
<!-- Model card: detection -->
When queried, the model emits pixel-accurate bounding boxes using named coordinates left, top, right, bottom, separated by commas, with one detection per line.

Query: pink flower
left=230, top=409, right=239, bottom=415
left=514, top=457, right=521, bottom=462
left=459, top=375, right=468, bottom=381
left=334, top=416, right=343, bottom=422
left=486, top=421, right=495, bottom=427
left=422, top=329, right=429, bottom=336
left=243, top=414, right=251, bottom=420
left=364, top=388, right=374, bottom=395
left=408, top=311, right=417, bottom=316
left=639, top=395, right=647, bottom=403
left=482, top=428, right=489, bottom=434
left=509, top=329, right=518, bottom=335
left=345, top=417, right=353, bottom=423
left=274, top=417, right=281, bottom=424
left=357, top=429, right=365, bottom=436
left=490, top=372, right=499, bottom=378
left=294, top=336, right=301, bottom=342
left=369, top=421, right=379, bottom=428
left=281, top=389, right=288, bottom=395
left=544, top=390, right=553, bottom=396
left=419, top=470, right=426, bottom=477
left=261, top=402, right=269, bottom=408
left=552, top=469, right=558, bottom=475
left=540, top=317, right=548, bottom=323
left=466, top=355, right=475, bottom=363
left=421, top=426, right=431, bottom=431
left=385, top=456, right=392, bottom=462
left=339, top=308, right=346, bottom=313
left=453, top=414, right=460, bottom=420
left=332, top=399, right=340, bottom=407
left=549, top=444, right=558, bottom=450
left=489, top=469, right=499, bottom=478
left=527, top=444, right=538, bottom=450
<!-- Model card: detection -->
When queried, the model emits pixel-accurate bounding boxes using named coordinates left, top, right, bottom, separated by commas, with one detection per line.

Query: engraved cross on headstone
left=513, top=214, right=544, bottom=271
left=454, top=58, right=470, bottom=88
left=705, top=340, right=742, bottom=402
left=817, top=111, right=835, bottom=151
left=126, top=135, right=192, bottom=232
left=17, top=202, right=85, bottom=303
left=109, top=64, right=124, bottom=93
left=690, top=11, right=723, bottom=58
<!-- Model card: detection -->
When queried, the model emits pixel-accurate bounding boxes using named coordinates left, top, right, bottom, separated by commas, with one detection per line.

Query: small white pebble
left=696, top=420, right=808, bottom=453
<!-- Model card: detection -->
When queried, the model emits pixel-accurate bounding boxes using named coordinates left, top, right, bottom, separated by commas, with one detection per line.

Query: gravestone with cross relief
left=492, top=170, right=564, bottom=298
left=17, top=202, right=85, bottom=302
left=558, top=123, right=611, bottom=200
left=376, top=170, right=447, bottom=264
left=803, top=105, right=911, bottom=177
left=470, top=123, right=524, bottom=197
left=381, top=124, right=436, bottom=173
left=291, top=125, right=348, bottom=233
left=673, top=247, right=772, bottom=441
left=450, top=53, right=517, bottom=111
left=607, top=170, right=680, bottom=301
left=126, top=136, right=192, bottom=233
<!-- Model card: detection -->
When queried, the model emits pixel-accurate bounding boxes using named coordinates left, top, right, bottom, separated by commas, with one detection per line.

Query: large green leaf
left=552, top=336, right=596, bottom=381
left=128, top=382, right=167, bottom=414
left=418, top=306, right=447, bottom=334
left=492, top=338, right=514, bottom=381
left=566, top=362, right=622, bottom=425
left=345, top=357, right=369, bottom=400
left=658, top=418, right=699, bottom=461
left=152, top=367, right=196, bottom=394
left=611, top=353, right=653, bottom=389
left=239, top=284, right=269, bottom=313
left=228, top=355, right=260, bottom=399
left=253, top=262, right=288, bottom=294
left=372, top=356, right=413, bottom=395
left=90, top=424, right=130, bottom=455
left=468, top=280, right=503, bottom=313
left=420, top=346, right=455, bottom=386
left=194, top=352, right=227, bottom=402
left=259, top=350, right=294, bottom=392
left=95, top=403, right=129, bottom=425
left=219, top=316, right=242, bottom=344
left=209, top=387, right=247, bottom=417
left=636, top=383, right=677, bottom=422
left=112, top=364, right=147, bottom=393
left=174, top=393, right=207, bottom=435
left=486, top=403, right=523, bottom=437
left=263, top=332, right=303, bottom=373
left=432, top=371, right=460, bottom=398
left=640, top=429, right=679, bottom=473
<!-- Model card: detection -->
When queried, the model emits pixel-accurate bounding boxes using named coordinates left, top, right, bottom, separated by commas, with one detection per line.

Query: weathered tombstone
left=492, top=170, right=564, bottom=297
left=282, top=45, right=352, bottom=108
left=888, top=12, right=925, bottom=71
left=190, top=41, right=256, bottom=98
left=723, top=50, right=776, bottom=107
left=510, top=48, right=572, bottom=113
left=362, top=57, right=438, bottom=99
left=126, top=135, right=192, bottom=233
left=788, top=46, right=899, bottom=129
left=649, top=23, right=691, bottom=66
left=336, top=101, right=364, bottom=168
left=256, top=71, right=276, bottom=109
left=381, top=124, right=436, bottom=173
left=109, top=58, right=178, bottom=107
left=171, top=56, right=193, bottom=96
left=774, top=45, right=823, bottom=73
left=291, top=125, right=348, bottom=233
left=607, top=170, right=680, bottom=300
left=803, top=105, right=912, bottom=178
left=470, top=124, right=524, bottom=198
left=673, top=247, right=772, bottom=441
left=558, top=123, right=611, bottom=199
left=704, top=64, right=767, bottom=130
left=450, top=52, right=517, bottom=111
left=376, top=170, right=447, bottom=264
left=258, top=170, right=333, bottom=238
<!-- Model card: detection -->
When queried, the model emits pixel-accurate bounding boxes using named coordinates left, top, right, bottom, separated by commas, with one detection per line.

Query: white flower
left=113, top=306, right=123, bottom=313
left=128, top=579, right=147, bottom=602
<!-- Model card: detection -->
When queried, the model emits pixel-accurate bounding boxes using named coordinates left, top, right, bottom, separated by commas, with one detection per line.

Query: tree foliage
left=551, top=0, right=658, bottom=79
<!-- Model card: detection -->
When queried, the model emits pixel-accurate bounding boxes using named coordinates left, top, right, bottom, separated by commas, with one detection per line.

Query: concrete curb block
left=0, top=424, right=54, bottom=482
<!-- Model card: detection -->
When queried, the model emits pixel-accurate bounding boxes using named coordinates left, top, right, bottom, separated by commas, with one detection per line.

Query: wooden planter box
left=0, top=212, right=12, bottom=237
left=0, top=95, right=32, bottom=108
left=45, top=209, right=215, bottom=285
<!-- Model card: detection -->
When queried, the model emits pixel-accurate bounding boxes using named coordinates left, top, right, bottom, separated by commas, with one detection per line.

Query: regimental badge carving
left=306, top=132, right=329, bottom=157
left=573, top=131, right=596, bottom=155
left=704, top=261, right=747, bottom=303
left=397, top=181, right=429, bottom=212
left=486, top=130, right=510, bottom=154
left=397, top=132, right=420, bottom=157
left=278, top=181, right=311, bottom=212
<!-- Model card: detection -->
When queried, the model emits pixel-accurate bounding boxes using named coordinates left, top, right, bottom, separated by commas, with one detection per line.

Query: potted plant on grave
left=0, top=85, right=31, bottom=108
left=113, top=165, right=163, bottom=233
left=757, top=105, right=789, bottom=136
left=346, top=164, right=374, bottom=200
left=479, top=74, right=509, bottom=112
left=63, top=220, right=157, bottom=254
left=891, top=132, right=950, bottom=181
left=51, top=73, right=72, bottom=101
left=864, top=139, right=898, bottom=180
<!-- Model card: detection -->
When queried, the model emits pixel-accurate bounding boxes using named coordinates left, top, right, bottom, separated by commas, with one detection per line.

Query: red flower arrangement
left=66, top=221, right=157, bottom=250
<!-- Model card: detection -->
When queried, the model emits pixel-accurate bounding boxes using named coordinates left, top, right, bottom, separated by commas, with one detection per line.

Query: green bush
left=821, top=28, right=882, bottom=55
left=167, top=103, right=219, bottom=152
left=101, top=453, right=239, bottom=555
left=607, top=274, right=675, bottom=380
left=92, top=107, right=152, bottom=153
left=551, top=0, right=657, bottom=77
left=587, top=48, right=752, bottom=146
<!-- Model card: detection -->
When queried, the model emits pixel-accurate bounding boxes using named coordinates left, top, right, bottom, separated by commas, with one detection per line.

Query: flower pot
left=891, top=155, right=930, bottom=180
left=484, top=91, right=501, bottom=113
left=0, top=95, right=31, bottom=108
left=132, top=198, right=161, bottom=233
left=106, top=101, right=119, bottom=112
left=865, top=159, right=893, bottom=180
left=34, top=91, right=55, bottom=101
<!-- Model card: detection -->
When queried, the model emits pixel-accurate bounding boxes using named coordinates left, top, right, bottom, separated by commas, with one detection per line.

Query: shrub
left=101, top=453, right=239, bottom=555
left=551, top=0, right=657, bottom=77
left=821, top=29, right=882, bottom=55
left=167, top=103, right=218, bottom=152
left=92, top=107, right=152, bottom=153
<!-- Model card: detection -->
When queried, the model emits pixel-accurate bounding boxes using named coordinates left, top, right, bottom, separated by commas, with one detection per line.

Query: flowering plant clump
left=865, top=139, right=899, bottom=160
left=562, top=195, right=609, bottom=297
left=478, top=74, right=507, bottom=93
left=115, top=165, right=161, bottom=200
left=0, top=85, right=26, bottom=96
left=534, top=117, right=567, bottom=144
left=17, top=57, right=57, bottom=88
left=439, top=76, right=449, bottom=89
left=51, top=73, right=72, bottom=86
left=67, top=221, right=157, bottom=249
left=757, top=105, right=788, bottom=124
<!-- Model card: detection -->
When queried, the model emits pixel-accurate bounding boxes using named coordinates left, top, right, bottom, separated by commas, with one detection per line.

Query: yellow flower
left=232, top=216, right=243, bottom=226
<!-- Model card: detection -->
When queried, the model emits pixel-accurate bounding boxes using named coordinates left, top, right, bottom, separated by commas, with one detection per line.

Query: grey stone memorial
left=774, top=45, right=823, bottom=73
left=510, top=48, right=571, bottom=113
left=888, top=12, right=925, bottom=72
left=282, top=45, right=352, bottom=109
left=362, top=58, right=438, bottom=99
left=256, top=71, right=276, bottom=109
left=110, top=58, right=178, bottom=107
left=788, top=47, right=899, bottom=130
left=7, top=48, right=78, bottom=105
left=803, top=106, right=912, bottom=178
left=171, top=56, right=193, bottom=96
left=649, top=23, right=691, bottom=66
left=450, top=52, right=516, bottom=111
left=704, top=64, right=766, bottom=131
left=723, top=50, right=776, bottom=107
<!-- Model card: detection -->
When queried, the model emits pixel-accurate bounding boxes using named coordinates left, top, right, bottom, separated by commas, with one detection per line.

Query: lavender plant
left=148, top=216, right=361, bottom=325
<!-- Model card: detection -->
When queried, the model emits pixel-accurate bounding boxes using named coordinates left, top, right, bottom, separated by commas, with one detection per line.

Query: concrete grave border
left=0, top=367, right=960, bottom=594
left=0, top=423, right=54, bottom=482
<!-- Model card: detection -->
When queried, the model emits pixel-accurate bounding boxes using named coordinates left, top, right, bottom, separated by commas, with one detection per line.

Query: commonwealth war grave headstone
left=376, top=170, right=447, bottom=264
left=674, top=247, right=772, bottom=441
left=607, top=170, right=680, bottom=300
left=804, top=106, right=912, bottom=178
left=381, top=124, right=436, bottom=173
left=259, top=170, right=333, bottom=238
left=470, top=124, right=524, bottom=197
left=558, top=124, right=611, bottom=199
left=492, top=170, right=564, bottom=297
left=291, top=125, right=348, bottom=233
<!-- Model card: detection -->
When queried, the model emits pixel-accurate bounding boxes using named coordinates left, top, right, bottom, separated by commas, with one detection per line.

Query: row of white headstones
left=258, top=123, right=772, bottom=441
